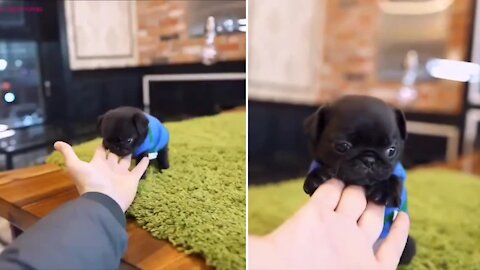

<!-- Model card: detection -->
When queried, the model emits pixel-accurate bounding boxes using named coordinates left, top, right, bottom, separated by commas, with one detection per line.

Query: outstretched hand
left=54, top=141, right=149, bottom=212
left=249, top=179, right=410, bottom=270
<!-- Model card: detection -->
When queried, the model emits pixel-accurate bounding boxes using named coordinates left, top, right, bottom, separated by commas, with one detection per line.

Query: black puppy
left=303, top=95, right=416, bottom=265
left=97, top=107, right=170, bottom=175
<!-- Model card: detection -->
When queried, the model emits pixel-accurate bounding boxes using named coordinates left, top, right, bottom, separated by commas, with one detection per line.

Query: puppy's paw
left=303, top=177, right=320, bottom=196
left=399, top=235, right=416, bottom=265
left=385, top=192, right=402, bottom=208
left=366, top=176, right=402, bottom=208
left=366, top=184, right=387, bottom=205
left=303, top=169, right=330, bottom=196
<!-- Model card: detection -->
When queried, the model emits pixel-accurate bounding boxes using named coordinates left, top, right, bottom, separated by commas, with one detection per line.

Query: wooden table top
left=0, top=164, right=212, bottom=270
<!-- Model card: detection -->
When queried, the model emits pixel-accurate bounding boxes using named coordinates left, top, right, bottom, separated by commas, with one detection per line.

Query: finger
left=119, top=155, right=132, bottom=170
left=335, top=185, right=367, bottom=221
left=131, top=157, right=150, bottom=179
left=54, top=141, right=80, bottom=167
left=376, top=212, right=410, bottom=269
left=358, top=201, right=385, bottom=245
left=310, top=179, right=345, bottom=211
left=107, top=151, right=120, bottom=166
left=92, top=146, right=107, bottom=162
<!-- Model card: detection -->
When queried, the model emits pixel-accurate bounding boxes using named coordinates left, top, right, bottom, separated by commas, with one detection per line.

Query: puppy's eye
left=385, top=147, right=396, bottom=158
left=127, top=138, right=134, bottom=144
left=334, top=142, right=351, bottom=154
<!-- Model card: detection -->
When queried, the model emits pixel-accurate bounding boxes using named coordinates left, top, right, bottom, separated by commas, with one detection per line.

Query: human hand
left=54, top=141, right=149, bottom=212
left=249, top=179, right=410, bottom=270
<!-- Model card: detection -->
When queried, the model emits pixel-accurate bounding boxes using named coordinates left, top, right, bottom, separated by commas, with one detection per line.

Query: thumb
left=131, top=157, right=150, bottom=179
left=376, top=212, right=410, bottom=269
left=54, top=141, right=80, bottom=168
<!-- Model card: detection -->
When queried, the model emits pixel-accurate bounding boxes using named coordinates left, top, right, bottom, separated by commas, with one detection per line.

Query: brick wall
left=316, top=0, right=474, bottom=115
left=136, top=1, right=246, bottom=66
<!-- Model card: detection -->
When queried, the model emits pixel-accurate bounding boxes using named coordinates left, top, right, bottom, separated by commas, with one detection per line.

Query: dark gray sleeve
left=0, top=192, right=128, bottom=270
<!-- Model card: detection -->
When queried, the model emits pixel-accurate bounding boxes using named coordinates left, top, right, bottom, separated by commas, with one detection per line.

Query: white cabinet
left=248, top=0, right=324, bottom=104
left=64, top=1, right=138, bottom=70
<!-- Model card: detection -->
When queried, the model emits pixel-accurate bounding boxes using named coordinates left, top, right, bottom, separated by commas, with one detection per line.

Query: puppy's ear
left=394, top=108, right=407, bottom=140
left=132, top=112, right=149, bottom=135
left=97, top=115, right=104, bottom=134
left=304, top=106, right=328, bottom=146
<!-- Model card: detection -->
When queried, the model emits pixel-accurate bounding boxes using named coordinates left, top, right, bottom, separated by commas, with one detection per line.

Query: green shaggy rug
left=48, top=112, right=246, bottom=270
left=249, top=169, right=480, bottom=269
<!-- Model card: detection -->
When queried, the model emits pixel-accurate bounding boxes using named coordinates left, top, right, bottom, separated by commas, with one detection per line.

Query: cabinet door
left=64, top=1, right=138, bottom=70
left=248, top=0, right=324, bottom=104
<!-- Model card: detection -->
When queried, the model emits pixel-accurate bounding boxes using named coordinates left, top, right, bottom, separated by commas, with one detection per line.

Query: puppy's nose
left=361, top=156, right=375, bottom=168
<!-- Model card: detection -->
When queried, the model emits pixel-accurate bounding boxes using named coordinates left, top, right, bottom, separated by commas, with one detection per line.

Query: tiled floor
left=439, top=153, right=480, bottom=176
left=0, top=218, right=12, bottom=253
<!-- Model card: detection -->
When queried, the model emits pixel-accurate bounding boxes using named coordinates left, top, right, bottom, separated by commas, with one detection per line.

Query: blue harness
left=133, top=113, right=169, bottom=158
left=308, top=161, right=408, bottom=239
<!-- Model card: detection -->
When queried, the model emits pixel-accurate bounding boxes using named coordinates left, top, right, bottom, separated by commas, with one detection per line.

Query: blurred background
left=0, top=0, right=246, bottom=170
left=249, top=0, right=479, bottom=184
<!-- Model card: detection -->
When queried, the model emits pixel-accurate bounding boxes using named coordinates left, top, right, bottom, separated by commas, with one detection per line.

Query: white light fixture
left=4, top=92, right=15, bottom=103
left=238, top=18, right=247, bottom=25
left=202, top=16, right=218, bottom=66
left=14, top=59, right=22, bottom=67
left=23, top=115, right=33, bottom=126
left=426, top=59, right=480, bottom=83
left=0, top=130, right=15, bottom=140
left=224, top=19, right=234, bottom=32
left=239, top=26, right=247, bottom=32
left=0, top=59, right=7, bottom=71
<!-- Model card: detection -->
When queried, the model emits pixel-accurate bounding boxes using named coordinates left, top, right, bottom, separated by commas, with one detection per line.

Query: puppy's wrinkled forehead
left=102, top=114, right=137, bottom=139
left=327, top=97, right=398, bottom=146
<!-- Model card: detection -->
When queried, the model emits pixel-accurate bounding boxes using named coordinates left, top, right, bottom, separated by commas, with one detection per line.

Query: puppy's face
left=305, top=95, right=407, bottom=185
left=97, top=107, right=149, bottom=157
